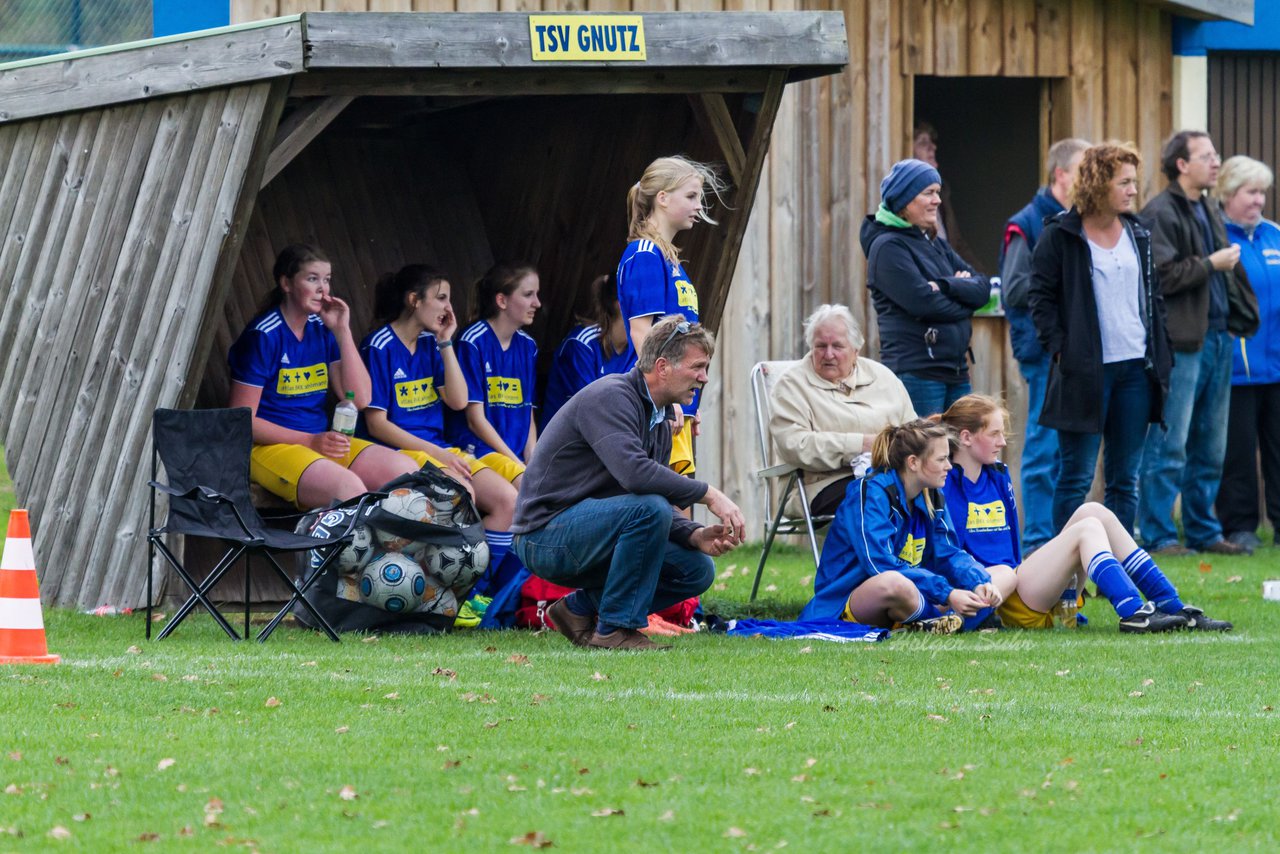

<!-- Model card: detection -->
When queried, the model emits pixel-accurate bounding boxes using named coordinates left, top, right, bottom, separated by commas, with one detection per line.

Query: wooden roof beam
left=261, top=94, right=355, bottom=188
left=703, top=69, right=787, bottom=331
left=689, top=94, right=746, bottom=185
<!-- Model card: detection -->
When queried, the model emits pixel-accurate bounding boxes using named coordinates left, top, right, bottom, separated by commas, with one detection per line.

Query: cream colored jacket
left=768, top=355, right=916, bottom=504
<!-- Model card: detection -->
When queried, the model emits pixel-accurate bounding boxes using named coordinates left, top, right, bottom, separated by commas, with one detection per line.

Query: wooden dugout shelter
left=0, top=10, right=847, bottom=608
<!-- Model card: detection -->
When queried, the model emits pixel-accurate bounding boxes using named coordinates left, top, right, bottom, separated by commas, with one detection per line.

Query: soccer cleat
left=453, top=599, right=483, bottom=629
left=902, top=614, right=963, bottom=635
left=1179, top=605, right=1233, bottom=632
left=465, top=594, right=493, bottom=617
left=1118, top=601, right=1187, bottom=633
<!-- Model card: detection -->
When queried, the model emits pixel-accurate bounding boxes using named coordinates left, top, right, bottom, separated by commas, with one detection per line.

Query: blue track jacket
left=800, top=469, right=991, bottom=620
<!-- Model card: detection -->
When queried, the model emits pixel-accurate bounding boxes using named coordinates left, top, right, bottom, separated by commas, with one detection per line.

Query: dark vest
left=1001, top=188, right=1064, bottom=363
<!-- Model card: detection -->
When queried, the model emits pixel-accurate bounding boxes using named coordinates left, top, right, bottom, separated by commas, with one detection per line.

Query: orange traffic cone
left=0, top=510, right=60, bottom=665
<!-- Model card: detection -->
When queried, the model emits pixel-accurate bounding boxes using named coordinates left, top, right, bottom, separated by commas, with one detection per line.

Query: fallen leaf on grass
left=383, top=692, right=400, bottom=700
left=531, top=694, right=550, bottom=706
left=137, top=832, right=159, bottom=842
left=157, top=758, right=175, bottom=771
left=151, top=673, right=168, bottom=682
left=1199, top=561, right=1212, bottom=574
left=1128, top=691, right=1144, bottom=698
left=798, top=576, right=812, bottom=587
left=335, top=726, right=349, bottom=735
left=48, top=826, right=71, bottom=840
left=444, top=760, right=462, bottom=769
left=765, top=584, right=778, bottom=592
left=338, top=785, right=358, bottom=801
left=54, top=757, right=68, bottom=766
left=713, top=583, right=728, bottom=592
left=72, top=813, right=90, bottom=822
left=203, top=798, right=224, bottom=827
left=1142, top=679, right=1154, bottom=687
left=361, top=636, right=380, bottom=644
left=791, top=775, right=808, bottom=783
left=724, top=827, right=747, bottom=838
left=4, top=784, right=20, bottom=795
left=1226, top=575, right=1242, bottom=583
left=591, top=672, right=609, bottom=682
left=805, top=758, right=818, bottom=768
left=591, top=808, right=624, bottom=817
left=658, top=810, right=675, bottom=821
left=927, top=714, right=948, bottom=722
left=126, top=646, right=141, bottom=655
left=432, top=667, right=457, bottom=680
left=510, top=830, right=552, bottom=847
left=507, top=654, right=531, bottom=666
left=798, top=646, right=812, bottom=654
left=1055, top=669, right=1070, bottom=677
left=264, top=697, right=281, bottom=708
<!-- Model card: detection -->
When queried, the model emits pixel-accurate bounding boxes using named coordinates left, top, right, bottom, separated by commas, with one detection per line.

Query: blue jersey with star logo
left=228, top=309, right=339, bottom=433
left=616, top=239, right=701, bottom=414
left=450, top=319, right=537, bottom=460
left=358, top=323, right=448, bottom=445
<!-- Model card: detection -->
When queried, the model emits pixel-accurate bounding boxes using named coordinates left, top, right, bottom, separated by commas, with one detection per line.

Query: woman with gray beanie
left=859, top=158, right=991, bottom=415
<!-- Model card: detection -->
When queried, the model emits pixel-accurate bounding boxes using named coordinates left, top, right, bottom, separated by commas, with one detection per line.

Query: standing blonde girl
left=617, top=155, right=727, bottom=474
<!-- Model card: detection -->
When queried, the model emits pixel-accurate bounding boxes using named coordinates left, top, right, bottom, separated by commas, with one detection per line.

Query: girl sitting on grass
left=798, top=419, right=1013, bottom=633
left=937, top=394, right=1231, bottom=632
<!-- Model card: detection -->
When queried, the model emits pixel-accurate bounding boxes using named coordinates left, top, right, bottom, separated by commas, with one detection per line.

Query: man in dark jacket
left=861, top=158, right=992, bottom=415
left=1138, top=131, right=1260, bottom=556
left=999, top=137, right=1089, bottom=553
left=512, top=316, right=745, bottom=650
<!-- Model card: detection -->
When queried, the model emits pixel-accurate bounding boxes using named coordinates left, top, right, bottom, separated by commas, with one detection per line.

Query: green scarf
left=875, top=204, right=912, bottom=229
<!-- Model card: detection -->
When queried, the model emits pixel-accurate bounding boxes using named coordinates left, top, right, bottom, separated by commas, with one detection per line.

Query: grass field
left=2, top=450, right=1279, bottom=849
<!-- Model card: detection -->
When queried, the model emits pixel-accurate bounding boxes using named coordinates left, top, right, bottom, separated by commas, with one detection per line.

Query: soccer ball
left=359, top=552, right=427, bottom=613
left=334, top=522, right=376, bottom=573
left=418, top=577, right=458, bottom=617
left=419, top=540, right=490, bottom=590
left=380, top=487, right=437, bottom=523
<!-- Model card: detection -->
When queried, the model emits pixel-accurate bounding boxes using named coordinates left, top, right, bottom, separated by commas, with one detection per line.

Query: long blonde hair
left=869, top=419, right=951, bottom=515
left=627, top=156, right=729, bottom=264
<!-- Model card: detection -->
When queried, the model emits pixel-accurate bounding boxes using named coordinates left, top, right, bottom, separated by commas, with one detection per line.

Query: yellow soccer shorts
left=251, top=439, right=426, bottom=507
left=670, top=421, right=696, bottom=476
left=996, top=588, right=1055, bottom=630
left=477, top=451, right=526, bottom=484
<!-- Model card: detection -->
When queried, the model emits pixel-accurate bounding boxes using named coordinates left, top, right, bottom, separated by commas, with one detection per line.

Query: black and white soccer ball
left=419, top=540, right=490, bottom=591
left=359, top=552, right=427, bottom=613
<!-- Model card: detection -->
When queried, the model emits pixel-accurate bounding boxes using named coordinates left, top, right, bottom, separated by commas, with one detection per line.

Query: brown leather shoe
left=1199, top=539, right=1248, bottom=556
left=547, top=598, right=595, bottom=647
left=585, top=628, right=671, bottom=650
left=1151, top=543, right=1195, bottom=557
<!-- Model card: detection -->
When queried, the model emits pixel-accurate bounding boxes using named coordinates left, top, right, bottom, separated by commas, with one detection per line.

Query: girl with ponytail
left=939, top=394, right=1229, bottom=632
left=358, top=265, right=519, bottom=550
left=616, top=155, right=728, bottom=475
left=799, top=419, right=1013, bottom=632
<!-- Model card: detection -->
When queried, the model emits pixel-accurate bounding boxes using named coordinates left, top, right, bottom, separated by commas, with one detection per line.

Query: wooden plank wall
left=223, top=0, right=1174, bottom=542
left=0, top=82, right=284, bottom=608
left=1209, top=52, right=1280, bottom=223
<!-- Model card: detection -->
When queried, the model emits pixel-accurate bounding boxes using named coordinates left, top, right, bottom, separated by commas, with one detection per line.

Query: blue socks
left=1087, top=552, right=1142, bottom=618
left=563, top=590, right=594, bottom=618
left=1122, top=548, right=1185, bottom=613
left=484, top=530, right=512, bottom=573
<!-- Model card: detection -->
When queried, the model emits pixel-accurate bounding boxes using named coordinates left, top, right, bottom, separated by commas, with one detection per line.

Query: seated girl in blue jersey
left=227, top=244, right=421, bottom=510
left=450, top=263, right=541, bottom=487
left=938, top=394, right=1232, bottom=632
left=617, top=156, right=729, bottom=475
left=798, top=419, right=1015, bottom=633
left=359, top=265, right=518, bottom=557
left=541, top=272, right=630, bottom=429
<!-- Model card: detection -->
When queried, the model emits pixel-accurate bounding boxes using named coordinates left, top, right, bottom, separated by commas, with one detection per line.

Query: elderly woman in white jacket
left=769, top=304, right=917, bottom=515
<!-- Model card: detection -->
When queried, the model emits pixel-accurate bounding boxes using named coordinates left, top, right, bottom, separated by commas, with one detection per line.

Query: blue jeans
left=1017, top=356, right=1059, bottom=549
left=1054, top=359, right=1150, bottom=534
left=1138, top=330, right=1233, bottom=549
left=898, top=373, right=971, bottom=417
left=512, top=494, right=714, bottom=629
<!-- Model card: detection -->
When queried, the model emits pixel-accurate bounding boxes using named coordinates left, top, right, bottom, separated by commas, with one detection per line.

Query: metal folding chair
left=748, top=361, right=834, bottom=602
left=145, top=407, right=374, bottom=642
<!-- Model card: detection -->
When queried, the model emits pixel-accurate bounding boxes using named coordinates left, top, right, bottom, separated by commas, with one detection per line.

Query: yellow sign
left=675, top=278, right=699, bottom=312
left=487, top=376, right=525, bottom=406
left=529, top=15, right=647, bottom=62
left=395, top=377, right=438, bottom=410
left=277, top=363, right=327, bottom=395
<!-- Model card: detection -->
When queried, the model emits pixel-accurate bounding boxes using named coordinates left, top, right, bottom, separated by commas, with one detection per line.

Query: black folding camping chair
left=145, top=407, right=373, bottom=643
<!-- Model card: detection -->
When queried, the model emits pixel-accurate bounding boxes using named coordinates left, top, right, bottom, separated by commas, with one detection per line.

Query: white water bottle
left=332, top=391, right=358, bottom=436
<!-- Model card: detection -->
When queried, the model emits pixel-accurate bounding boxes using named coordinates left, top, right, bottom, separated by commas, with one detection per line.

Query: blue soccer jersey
left=228, top=309, right=339, bottom=434
left=450, top=320, right=537, bottom=460
left=542, top=324, right=605, bottom=429
left=616, top=239, right=702, bottom=413
left=942, top=464, right=1022, bottom=569
left=359, top=324, right=448, bottom=445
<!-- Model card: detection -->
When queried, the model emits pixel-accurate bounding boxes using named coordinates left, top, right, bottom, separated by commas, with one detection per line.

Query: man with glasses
left=512, top=315, right=746, bottom=650
left=1138, top=131, right=1259, bottom=555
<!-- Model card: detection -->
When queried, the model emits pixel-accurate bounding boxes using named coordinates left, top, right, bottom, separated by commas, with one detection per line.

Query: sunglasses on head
left=656, top=320, right=693, bottom=355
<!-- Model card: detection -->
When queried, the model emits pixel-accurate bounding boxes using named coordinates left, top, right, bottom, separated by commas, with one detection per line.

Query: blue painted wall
left=1174, top=4, right=1280, bottom=55
left=153, top=0, right=230, bottom=38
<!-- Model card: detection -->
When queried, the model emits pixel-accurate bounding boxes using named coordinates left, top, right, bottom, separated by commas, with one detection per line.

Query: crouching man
left=512, top=315, right=746, bottom=650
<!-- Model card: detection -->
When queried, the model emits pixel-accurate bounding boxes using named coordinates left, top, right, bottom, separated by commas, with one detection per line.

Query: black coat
left=859, top=216, right=991, bottom=381
left=1029, top=208, right=1174, bottom=434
